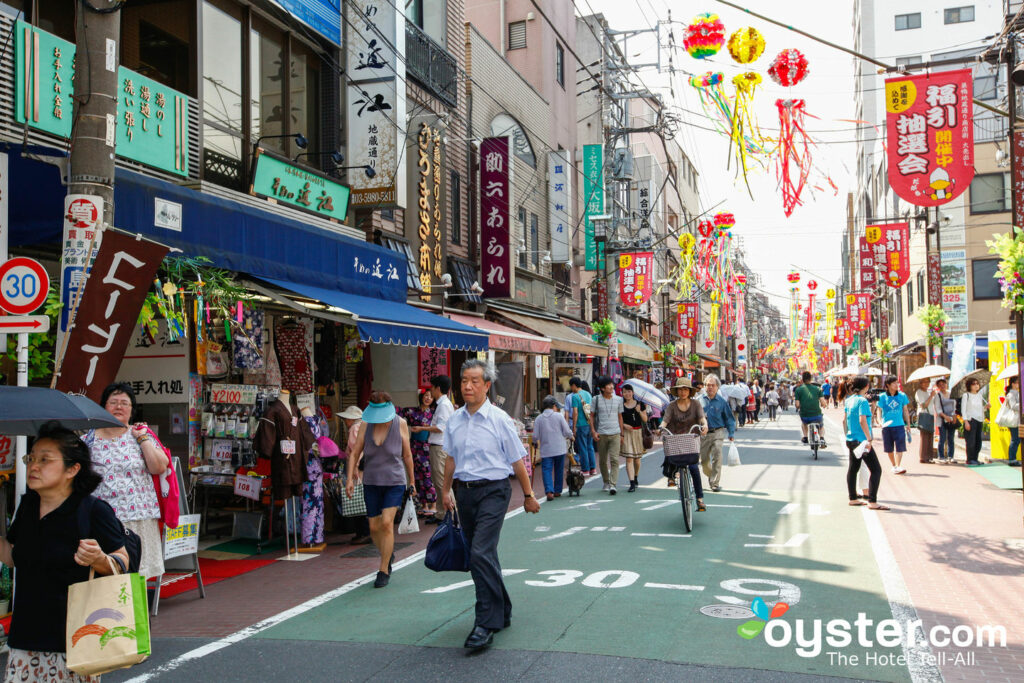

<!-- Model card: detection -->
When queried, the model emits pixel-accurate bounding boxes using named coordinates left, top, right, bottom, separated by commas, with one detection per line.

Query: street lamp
left=249, top=133, right=307, bottom=183
left=338, top=165, right=376, bottom=179
left=294, top=150, right=344, bottom=165
left=432, top=272, right=484, bottom=315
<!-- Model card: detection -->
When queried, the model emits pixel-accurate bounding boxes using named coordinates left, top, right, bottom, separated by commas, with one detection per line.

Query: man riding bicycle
left=795, top=371, right=828, bottom=448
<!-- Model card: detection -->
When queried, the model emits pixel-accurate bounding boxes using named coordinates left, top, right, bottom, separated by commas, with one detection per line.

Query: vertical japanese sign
left=417, top=347, right=450, bottom=390
left=55, top=231, right=169, bottom=401
left=845, top=292, right=872, bottom=333
left=677, top=303, right=699, bottom=338
left=583, top=144, right=604, bottom=271
left=885, top=69, right=973, bottom=207
left=858, top=236, right=876, bottom=289
left=407, top=121, right=444, bottom=300
left=834, top=317, right=852, bottom=346
left=927, top=252, right=943, bottom=306
left=1014, top=130, right=1024, bottom=229
left=941, top=248, right=968, bottom=333
left=866, top=222, right=910, bottom=288
left=59, top=195, right=104, bottom=346
left=480, top=137, right=512, bottom=298
left=618, top=252, right=653, bottom=306
left=345, top=0, right=407, bottom=209
left=548, top=150, right=571, bottom=263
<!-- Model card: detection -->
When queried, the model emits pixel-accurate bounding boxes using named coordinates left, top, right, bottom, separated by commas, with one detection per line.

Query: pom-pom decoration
left=727, top=27, right=765, bottom=64
left=689, top=71, right=724, bottom=88
left=714, top=212, right=736, bottom=229
left=806, top=280, right=818, bottom=291
left=787, top=271, right=800, bottom=283
left=768, top=49, right=810, bottom=87
left=684, top=13, right=726, bottom=59
left=678, top=233, right=695, bottom=251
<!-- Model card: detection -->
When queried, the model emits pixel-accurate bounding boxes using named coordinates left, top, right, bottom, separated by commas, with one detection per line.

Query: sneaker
left=609, top=485, right=617, bottom=495
left=602, top=482, right=611, bottom=492
left=892, top=466, right=899, bottom=474
left=801, top=437, right=808, bottom=444
left=667, top=478, right=676, bottom=487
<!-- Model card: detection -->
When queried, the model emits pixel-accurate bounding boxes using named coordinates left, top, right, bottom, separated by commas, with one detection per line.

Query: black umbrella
left=0, top=386, right=125, bottom=435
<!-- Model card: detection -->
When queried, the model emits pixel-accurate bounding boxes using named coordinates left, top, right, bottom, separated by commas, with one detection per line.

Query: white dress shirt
left=429, top=394, right=455, bottom=445
left=961, top=392, right=986, bottom=422
left=442, top=399, right=527, bottom=481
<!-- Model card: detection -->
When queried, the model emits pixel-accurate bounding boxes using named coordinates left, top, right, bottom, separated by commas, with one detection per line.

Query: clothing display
left=233, top=307, right=265, bottom=369
left=275, top=321, right=314, bottom=394
left=401, top=406, right=437, bottom=507
left=255, top=398, right=314, bottom=499
left=302, top=414, right=327, bottom=544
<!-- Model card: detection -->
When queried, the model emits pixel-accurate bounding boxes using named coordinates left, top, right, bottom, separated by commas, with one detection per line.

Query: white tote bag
left=397, top=496, right=419, bottom=534
left=727, top=442, right=741, bottom=466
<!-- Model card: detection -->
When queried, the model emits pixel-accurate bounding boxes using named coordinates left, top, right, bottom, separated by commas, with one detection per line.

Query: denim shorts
left=882, top=426, right=907, bottom=453
left=363, top=484, right=406, bottom=518
left=800, top=415, right=823, bottom=425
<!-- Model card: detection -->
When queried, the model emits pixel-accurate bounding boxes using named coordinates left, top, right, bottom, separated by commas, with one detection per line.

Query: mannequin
left=255, top=389, right=313, bottom=502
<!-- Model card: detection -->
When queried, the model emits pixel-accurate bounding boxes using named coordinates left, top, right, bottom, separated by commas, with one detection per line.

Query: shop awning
left=615, top=332, right=655, bottom=364
left=490, top=309, right=608, bottom=357
left=262, top=279, right=489, bottom=351
left=892, top=339, right=925, bottom=357
left=447, top=313, right=551, bottom=354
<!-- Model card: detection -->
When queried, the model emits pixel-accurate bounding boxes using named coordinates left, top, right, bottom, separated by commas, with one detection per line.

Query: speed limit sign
left=0, top=257, right=50, bottom=315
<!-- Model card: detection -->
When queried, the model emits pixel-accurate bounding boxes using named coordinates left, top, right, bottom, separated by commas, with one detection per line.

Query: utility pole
left=1007, top=35, right=1024, bottom=513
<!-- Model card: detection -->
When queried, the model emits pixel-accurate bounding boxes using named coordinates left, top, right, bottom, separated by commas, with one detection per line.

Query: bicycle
left=807, top=420, right=824, bottom=460
left=661, top=426, right=702, bottom=532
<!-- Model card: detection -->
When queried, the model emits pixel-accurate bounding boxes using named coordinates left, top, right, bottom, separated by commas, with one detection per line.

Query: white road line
left=609, top=526, right=626, bottom=531
left=422, top=569, right=529, bottom=594
left=744, top=533, right=810, bottom=548
left=534, top=526, right=550, bottom=532
left=590, top=526, right=608, bottom=531
left=748, top=534, right=775, bottom=539
left=630, top=532, right=691, bottom=538
left=705, top=504, right=753, bottom=508
left=531, top=526, right=588, bottom=542
left=644, top=582, right=705, bottom=591
left=861, top=508, right=943, bottom=683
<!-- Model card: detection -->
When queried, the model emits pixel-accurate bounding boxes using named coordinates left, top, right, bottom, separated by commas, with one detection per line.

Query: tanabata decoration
left=787, top=271, right=800, bottom=283
left=684, top=13, right=726, bottom=59
left=768, top=49, right=810, bottom=87
left=775, top=99, right=813, bottom=217
left=730, top=72, right=767, bottom=196
left=691, top=72, right=733, bottom=136
left=727, top=27, right=765, bottom=64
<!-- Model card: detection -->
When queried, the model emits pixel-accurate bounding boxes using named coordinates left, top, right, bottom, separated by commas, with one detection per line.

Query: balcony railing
left=975, top=113, right=1009, bottom=144
left=405, top=21, right=458, bottom=108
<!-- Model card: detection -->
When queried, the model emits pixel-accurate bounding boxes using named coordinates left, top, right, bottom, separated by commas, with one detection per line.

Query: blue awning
left=263, top=279, right=489, bottom=351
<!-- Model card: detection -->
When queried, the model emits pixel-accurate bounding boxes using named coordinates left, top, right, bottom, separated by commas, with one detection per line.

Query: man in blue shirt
left=697, top=374, right=736, bottom=492
left=442, top=359, right=540, bottom=650
left=568, top=377, right=596, bottom=475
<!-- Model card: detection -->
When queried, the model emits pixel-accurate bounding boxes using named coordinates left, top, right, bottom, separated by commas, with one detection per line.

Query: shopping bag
left=66, top=559, right=150, bottom=676
left=727, top=442, right=741, bottom=466
left=996, top=400, right=1019, bottom=428
left=425, top=510, right=471, bottom=572
left=341, top=482, right=367, bottom=517
left=397, top=496, right=419, bottom=535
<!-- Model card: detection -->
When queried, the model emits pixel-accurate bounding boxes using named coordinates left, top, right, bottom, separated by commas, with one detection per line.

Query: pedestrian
left=439, top=359, right=539, bottom=650
left=840, top=377, right=888, bottom=510
left=345, top=391, right=415, bottom=588
left=736, top=378, right=751, bottom=426
left=402, top=390, right=437, bottom=519
left=765, top=383, right=780, bottom=421
left=620, top=384, right=648, bottom=493
left=0, top=422, right=130, bottom=683
left=339, top=406, right=371, bottom=545
left=822, top=379, right=832, bottom=408
left=696, top=374, right=736, bottom=493
left=662, top=378, right=709, bottom=510
left=794, top=371, right=827, bottom=448
left=878, top=376, right=910, bottom=475
left=961, top=378, right=988, bottom=466
left=590, top=376, right=624, bottom=494
left=1005, top=377, right=1021, bottom=466
left=779, top=382, right=791, bottom=412
left=934, top=378, right=957, bottom=464
left=745, top=388, right=757, bottom=424
left=84, top=382, right=170, bottom=581
left=751, top=379, right=763, bottom=422
left=913, top=378, right=937, bottom=464
left=426, top=375, right=455, bottom=522
left=533, top=395, right=573, bottom=500
left=568, top=377, right=596, bottom=476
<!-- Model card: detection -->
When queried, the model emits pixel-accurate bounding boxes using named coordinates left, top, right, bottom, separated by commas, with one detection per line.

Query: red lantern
left=698, top=220, right=716, bottom=237
left=768, top=49, right=809, bottom=87
left=676, top=368, right=684, bottom=377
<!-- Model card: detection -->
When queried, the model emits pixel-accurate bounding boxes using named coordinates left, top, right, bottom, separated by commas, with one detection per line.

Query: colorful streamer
left=775, top=99, right=813, bottom=217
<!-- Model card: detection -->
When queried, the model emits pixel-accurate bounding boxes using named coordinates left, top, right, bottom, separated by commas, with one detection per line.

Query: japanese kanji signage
left=406, top=121, right=444, bottom=300
left=418, top=347, right=450, bottom=390
left=345, top=0, right=407, bottom=209
left=927, top=252, right=943, bottom=306
left=1014, top=130, right=1024, bottom=229
left=250, top=151, right=351, bottom=222
left=885, top=69, right=974, bottom=207
left=115, top=321, right=188, bottom=404
left=618, top=252, right=653, bottom=307
left=834, top=317, right=853, bottom=346
left=59, top=195, right=104, bottom=343
left=845, top=292, right=872, bottom=333
left=55, top=231, right=168, bottom=401
left=583, top=144, right=605, bottom=271
left=677, top=302, right=699, bottom=338
left=865, top=221, right=910, bottom=288
left=858, top=236, right=876, bottom=290
left=480, top=137, right=512, bottom=298
left=15, top=21, right=189, bottom=177
left=548, top=150, right=571, bottom=264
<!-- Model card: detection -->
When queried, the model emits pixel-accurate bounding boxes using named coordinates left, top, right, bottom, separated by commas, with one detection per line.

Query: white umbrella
left=906, top=365, right=951, bottom=383
left=719, top=384, right=750, bottom=400
left=997, top=365, right=1018, bottom=381
left=621, top=378, right=670, bottom=411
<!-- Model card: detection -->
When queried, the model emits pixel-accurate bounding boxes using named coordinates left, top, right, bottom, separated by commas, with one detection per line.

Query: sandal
left=848, top=500, right=866, bottom=506
left=867, top=504, right=890, bottom=510
left=697, top=500, right=706, bottom=512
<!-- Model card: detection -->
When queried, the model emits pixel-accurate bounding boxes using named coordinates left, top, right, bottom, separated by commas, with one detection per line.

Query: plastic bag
left=996, top=400, right=1019, bottom=428
left=727, top=442, right=741, bottom=466
left=397, top=496, right=419, bottom=535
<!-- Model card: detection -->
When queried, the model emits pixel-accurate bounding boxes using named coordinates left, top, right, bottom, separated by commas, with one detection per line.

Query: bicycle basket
left=663, top=433, right=700, bottom=457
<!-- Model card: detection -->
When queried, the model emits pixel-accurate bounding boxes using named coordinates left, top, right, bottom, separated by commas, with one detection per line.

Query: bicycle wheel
left=679, top=467, right=694, bottom=532
left=811, top=425, right=820, bottom=460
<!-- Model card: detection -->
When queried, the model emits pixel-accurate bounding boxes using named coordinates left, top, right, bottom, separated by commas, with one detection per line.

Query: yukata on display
left=301, top=414, right=329, bottom=544
left=275, top=320, right=314, bottom=394
left=401, top=406, right=436, bottom=508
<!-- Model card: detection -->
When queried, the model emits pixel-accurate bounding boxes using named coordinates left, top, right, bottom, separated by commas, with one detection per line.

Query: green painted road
left=247, top=413, right=912, bottom=682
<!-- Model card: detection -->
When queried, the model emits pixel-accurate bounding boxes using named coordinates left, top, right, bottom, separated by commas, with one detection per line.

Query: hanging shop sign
left=548, top=150, right=572, bottom=264
left=941, top=248, right=968, bottom=334
left=927, top=252, right=943, bottom=306
left=274, top=0, right=341, bottom=45
left=59, top=195, right=104, bottom=343
left=345, top=0, right=407, bottom=209
left=677, top=302, right=699, bottom=338
left=885, top=68, right=973, bottom=207
left=480, top=137, right=513, bottom=298
left=845, top=292, right=872, bottom=333
left=865, top=222, right=910, bottom=288
left=618, top=252, right=654, bottom=306
left=406, top=121, right=444, bottom=300
left=55, top=231, right=169, bottom=401
left=834, top=317, right=852, bottom=346
left=858, top=236, right=876, bottom=290
left=250, top=151, right=351, bottom=222
left=1015, top=130, right=1024, bottom=229
left=115, top=321, right=188, bottom=404
left=583, top=144, right=605, bottom=271
left=418, top=347, right=450, bottom=391
left=15, top=21, right=189, bottom=177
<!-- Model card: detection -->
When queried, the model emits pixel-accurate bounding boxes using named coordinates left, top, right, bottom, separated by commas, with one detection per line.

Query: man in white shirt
left=590, top=375, right=624, bottom=494
left=426, top=375, right=454, bottom=522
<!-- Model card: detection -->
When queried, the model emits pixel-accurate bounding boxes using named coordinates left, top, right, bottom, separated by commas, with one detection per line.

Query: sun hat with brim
left=338, top=406, right=364, bottom=421
left=362, top=401, right=396, bottom=424
left=670, top=378, right=694, bottom=394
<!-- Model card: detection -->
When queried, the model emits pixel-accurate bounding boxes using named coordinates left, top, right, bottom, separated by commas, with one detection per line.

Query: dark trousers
left=736, top=408, right=746, bottom=426
left=455, top=479, right=512, bottom=630
left=937, top=422, right=957, bottom=460
left=754, top=397, right=762, bottom=419
left=846, top=440, right=882, bottom=503
left=768, top=405, right=778, bottom=420
left=965, top=419, right=983, bottom=462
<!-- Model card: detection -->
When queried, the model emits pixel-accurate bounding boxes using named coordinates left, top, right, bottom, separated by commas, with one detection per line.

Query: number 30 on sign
left=0, top=257, right=50, bottom=315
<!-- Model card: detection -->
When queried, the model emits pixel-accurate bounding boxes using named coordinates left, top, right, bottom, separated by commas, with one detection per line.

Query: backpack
left=78, top=495, right=143, bottom=574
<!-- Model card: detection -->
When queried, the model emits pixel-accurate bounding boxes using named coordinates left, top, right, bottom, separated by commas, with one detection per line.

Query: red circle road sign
left=0, top=257, right=50, bottom=315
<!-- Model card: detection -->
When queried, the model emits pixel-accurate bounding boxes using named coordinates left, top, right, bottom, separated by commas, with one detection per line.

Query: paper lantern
left=684, top=13, right=726, bottom=59
left=689, top=71, right=724, bottom=88
left=698, top=220, right=716, bottom=237
left=826, top=288, right=836, bottom=299
left=727, top=27, right=765, bottom=64
left=768, top=49, right=810, bottom=87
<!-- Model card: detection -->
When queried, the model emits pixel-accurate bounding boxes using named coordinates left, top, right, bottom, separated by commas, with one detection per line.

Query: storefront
left=614, top=331, right=656, bottom=382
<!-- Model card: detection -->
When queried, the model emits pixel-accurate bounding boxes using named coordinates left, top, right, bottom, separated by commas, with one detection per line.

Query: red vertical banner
left=618, top=251, right=654, bottom=306
left=927, top=252, right=943, bottom=305
left=417, top=347, right=450, bottom=390
left=845, top=292, right=872, bottom=333
left=480, top=137, right=512, bottom=298
left=885, top=69, right=974, bottom=207
left=866, top=222, right=910, bottom=288
left=834, top=317, right=848, bottom=346
left=677, top=302, right=699, bottom=338
left=858, top=236, right=877, bottom=289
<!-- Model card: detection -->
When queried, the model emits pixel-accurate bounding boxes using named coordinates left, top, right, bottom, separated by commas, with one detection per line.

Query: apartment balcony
left=975, top=113, right=1009, bottom=144
left=405, top=21, right=458, bottom=108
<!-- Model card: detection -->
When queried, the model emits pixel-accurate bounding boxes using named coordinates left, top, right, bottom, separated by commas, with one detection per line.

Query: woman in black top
left=0, top=422, right=128, bottom=683
left=620, top=384, right=648, bottom=493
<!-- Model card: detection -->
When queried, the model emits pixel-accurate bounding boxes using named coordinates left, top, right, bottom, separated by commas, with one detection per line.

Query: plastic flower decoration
left=727, top=27, right=766, bottom=64
left=768, top=49, right=810, bottom=87
left=684, top=13, right=726, bottom=59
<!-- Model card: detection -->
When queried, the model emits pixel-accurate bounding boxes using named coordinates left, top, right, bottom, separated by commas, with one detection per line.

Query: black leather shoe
left=464, top=625, right=494, bottom=649
left=373, top=571, right=390, bottom=588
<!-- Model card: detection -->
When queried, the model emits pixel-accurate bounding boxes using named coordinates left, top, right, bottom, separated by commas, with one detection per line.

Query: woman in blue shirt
left=878, top=376, right=911, bottom=475
left=841, top=376, right=888, bottom=510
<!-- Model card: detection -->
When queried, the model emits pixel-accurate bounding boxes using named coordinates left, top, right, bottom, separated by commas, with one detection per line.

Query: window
left=203, top=0, right=245, bottom=189
left=449, top=260, right=482, bottom=303
left=250, top=17, right=286, bottom=156
left=380, top=236, right=422, bottom=291
left=944, top=6, right=974, bottom=24
left=518, top=207, right=527, bottom=268
left=917, top=270, right=925, bottom=306
left=906, top=280, right=914, bottom=314
left=530, top=213, right=539, bottom=270
left=508, top=21, right=527, bottom=49
left=895, top=56, right=922, bottom=68
left=490, top=114, right=536, bottom=167
left=894, top=13, right=921, bottom=30
left=122, top=0, right=196, bottom=95
left=975, top=74, right=997, bottom=101
left=556, top=43, right=565, bottom=88
left=450, top=171, right=461, bottom=245
left=972, top=258, right=1001, bottom=300
left=969, top=173, right=1010, bottom=213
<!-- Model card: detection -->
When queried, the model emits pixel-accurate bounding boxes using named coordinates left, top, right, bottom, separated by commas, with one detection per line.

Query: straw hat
left=669, top=377, right=694, bottom=395
left=338, top=406, right=364, bottom=421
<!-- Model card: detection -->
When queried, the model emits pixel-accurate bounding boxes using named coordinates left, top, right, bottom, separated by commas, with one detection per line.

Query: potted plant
left=590, top=317, right=616, bottom=346
left=688, top=352, right=700, bottom=365
left=987, top=228, right=1024, bottom=313
left=916, top=305, right=948, bottom=349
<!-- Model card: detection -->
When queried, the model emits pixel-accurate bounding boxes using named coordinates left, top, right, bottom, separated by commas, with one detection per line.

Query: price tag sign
left=210, top=439, right=232, bottom=461
left=233, top=474, right=263, bottom=501
left=209, top=383, right=258, bottom=405
left=163, top=514, right=200, bottom=559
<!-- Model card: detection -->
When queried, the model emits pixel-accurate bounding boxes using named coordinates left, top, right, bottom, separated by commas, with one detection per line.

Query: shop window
left=944, top=6, right=974, bottom=24
left=508, top=20, right=526, bottom=50
left=250, top=17, right=286, bottom=156
left=894, top=12, right=921, bottom=30
left=969, top=173, right=1009, bottom=214
left=381, top=235, right=422, bottom=292
left=530, top=212, right=539, bottom=270
left=121, top=0, right=196, bottom=96
left=971, top=258, right=1001, bottom=300
left=450, top=171, right=461, bottom=245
